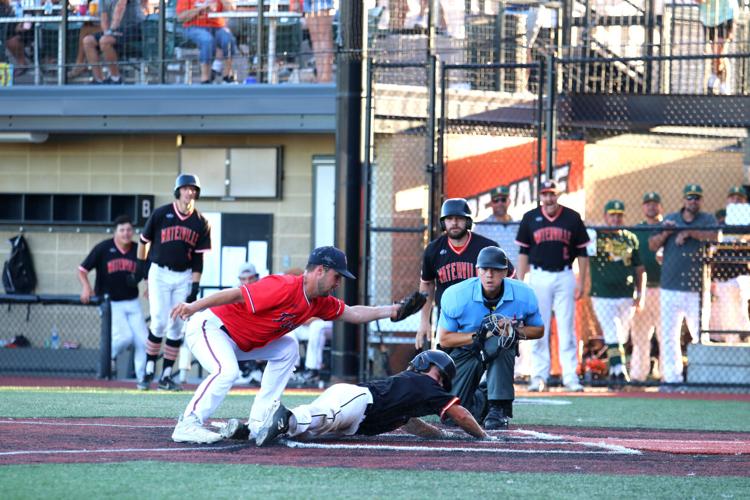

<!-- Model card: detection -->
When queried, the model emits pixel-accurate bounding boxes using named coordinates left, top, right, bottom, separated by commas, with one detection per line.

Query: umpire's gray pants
left=449, top=347, right=515, bottom=420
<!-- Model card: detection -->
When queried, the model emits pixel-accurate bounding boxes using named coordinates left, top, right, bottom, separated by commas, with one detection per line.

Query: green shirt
left=633, top=221, right=662, bottom=287
left=590, top=229, right=642, bottom=298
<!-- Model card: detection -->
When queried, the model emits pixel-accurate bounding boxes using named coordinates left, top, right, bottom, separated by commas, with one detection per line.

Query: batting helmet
left=174, top=174, right=201, bottom=200
left=439, top=198, right=473, bottom=231
left=476, top=246, right=509, bottom=270
left=408, top=350, right=456, bottom=391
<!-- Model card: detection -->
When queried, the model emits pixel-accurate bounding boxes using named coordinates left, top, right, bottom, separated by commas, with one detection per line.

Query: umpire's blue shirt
left=439, top=277, right=544, bottom=333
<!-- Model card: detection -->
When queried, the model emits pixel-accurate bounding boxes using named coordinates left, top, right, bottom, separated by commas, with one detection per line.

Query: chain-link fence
left=365, top=7, right=750, bottom=388
left=0, top=294, right=110, bottom=378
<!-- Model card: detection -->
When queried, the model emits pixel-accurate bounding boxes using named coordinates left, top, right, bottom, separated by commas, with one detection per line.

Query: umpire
left=437, top=247, right=543, bottom=429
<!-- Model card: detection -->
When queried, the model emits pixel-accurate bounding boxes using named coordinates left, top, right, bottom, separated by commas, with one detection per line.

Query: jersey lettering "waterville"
left=437, top=261, right=475, bottom=283
left=160, top=226, right=200, bottom=246
left=106, top=258, right=136, bottom=274
left=533, top=227, right=572, bottom=245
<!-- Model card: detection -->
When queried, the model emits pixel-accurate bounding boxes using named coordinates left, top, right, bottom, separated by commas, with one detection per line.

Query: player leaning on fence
left=649, top=184, right=718, bottom=384
left=78, top=215, right=149, bottom=389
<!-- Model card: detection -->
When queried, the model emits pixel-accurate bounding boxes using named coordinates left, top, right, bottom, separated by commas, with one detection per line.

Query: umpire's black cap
left=307, top=246, right=356, bottom=279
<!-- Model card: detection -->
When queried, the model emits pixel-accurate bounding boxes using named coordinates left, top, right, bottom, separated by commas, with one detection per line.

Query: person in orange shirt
left=177, top=0, right=237, bottom=84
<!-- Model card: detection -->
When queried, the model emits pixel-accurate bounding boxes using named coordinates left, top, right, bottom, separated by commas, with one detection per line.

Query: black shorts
left=704, top=20, right=733, bottom=42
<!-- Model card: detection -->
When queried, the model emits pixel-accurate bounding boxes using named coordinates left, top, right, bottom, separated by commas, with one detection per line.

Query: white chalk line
left=282, top=440, right=639, bottom=455
left=0, top=444, right=246, bottom=457
left=0, top=419, right=172, bottom=429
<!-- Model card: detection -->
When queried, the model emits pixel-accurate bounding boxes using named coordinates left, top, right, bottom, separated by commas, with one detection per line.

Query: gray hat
left=238, top=262, right=258, bottom=277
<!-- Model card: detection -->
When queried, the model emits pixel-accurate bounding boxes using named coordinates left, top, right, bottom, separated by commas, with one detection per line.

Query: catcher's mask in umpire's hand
left=408, top=350, right=456, bottom=391
left=174, top=173, right=202, bottom=200
left=439, top=198, right=473, bottom=231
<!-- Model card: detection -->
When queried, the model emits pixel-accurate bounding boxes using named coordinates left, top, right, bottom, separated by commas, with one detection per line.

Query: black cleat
left=255, top=400, right=291, bottom=447
left=157, top=375, right=182, bottom=391
left=483, top=406, right=509, bottom=430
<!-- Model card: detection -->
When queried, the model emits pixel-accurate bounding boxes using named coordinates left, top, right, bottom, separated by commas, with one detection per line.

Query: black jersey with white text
left=515, top=206, right=590, bottom=270
left=421, top=232, right=500, bottom=307
left=356, top=370, right=459, bottom=436
left=79, top=239, right=139, bottom=301
left=140, top=202, right=211, bottom=271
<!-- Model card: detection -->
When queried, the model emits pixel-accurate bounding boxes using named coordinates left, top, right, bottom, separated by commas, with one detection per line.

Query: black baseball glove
left=186, top=282, right=200, bottom=303
left=391, top=291, right=428, bottom=322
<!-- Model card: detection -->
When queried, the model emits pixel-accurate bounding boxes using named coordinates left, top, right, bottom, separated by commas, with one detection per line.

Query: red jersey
left=176, top=0, right=227, bottom=28
left=211, top=274, right=345, bottom=352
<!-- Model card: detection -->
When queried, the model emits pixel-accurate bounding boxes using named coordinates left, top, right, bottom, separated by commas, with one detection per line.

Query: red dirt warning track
left=1, top=418, right=748, bottom=476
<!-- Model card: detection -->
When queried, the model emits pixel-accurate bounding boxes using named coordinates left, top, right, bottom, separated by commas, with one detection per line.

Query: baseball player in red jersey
left=168, top=246, right=403, bottom=444
left=515, top=180, right=590, bottom=392
left=78, top=215, right=148, bottom=388
left=136, top=174, right=211, bottom=391
left=416, top=198, right=513, bottom=350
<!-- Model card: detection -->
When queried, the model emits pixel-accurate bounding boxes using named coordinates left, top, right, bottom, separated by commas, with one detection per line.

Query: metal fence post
left=98, top=294, right=111, bottom=379
left=545, top=52, right=557, bottom=178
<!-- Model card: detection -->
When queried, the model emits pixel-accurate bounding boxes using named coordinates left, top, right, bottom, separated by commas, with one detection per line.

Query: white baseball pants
left=288, top=383, right=373, bottom=439
left=110, top=298, right=148, bottom=381
left=528, top=267, right=579, bottom=385
left=659, top=289, right=699, bottom=383
left=291, top=320, right=332, bottom=371
left=591, top=297, right=635, bottom=346
left=148, top=264, right=191, bottom=341
left=181, top=309, right=299, bottom=436
left=630, top=286, right=660, bottom=382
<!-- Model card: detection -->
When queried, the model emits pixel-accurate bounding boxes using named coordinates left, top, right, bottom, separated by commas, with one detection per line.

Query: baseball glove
left=391, top=291, right=428, bottom=322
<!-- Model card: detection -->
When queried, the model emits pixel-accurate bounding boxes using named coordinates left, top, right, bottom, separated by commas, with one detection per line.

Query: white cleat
left=172, top=414, right=223, bottom=444
left=563, top=380, right=584, bottom=393
left=527, top=377, right=547, bottom=392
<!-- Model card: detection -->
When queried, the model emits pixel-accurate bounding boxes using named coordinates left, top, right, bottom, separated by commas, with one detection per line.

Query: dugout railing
left=0, top=294, right=113, bottom=379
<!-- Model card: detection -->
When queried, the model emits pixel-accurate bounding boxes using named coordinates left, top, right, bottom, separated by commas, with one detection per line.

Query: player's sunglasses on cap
left=307, top=246, right=356, bottom=279
left=539, top=179, right=560, bottom=194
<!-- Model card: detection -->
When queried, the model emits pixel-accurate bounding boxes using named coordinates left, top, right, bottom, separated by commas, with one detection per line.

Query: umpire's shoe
left=255, top=400, right=292, bottom=447
left=483, top=406, right=509, bottom=430
left=221, top=418, right=251, bottom=440
left=172, top=414, right=222, bottom=444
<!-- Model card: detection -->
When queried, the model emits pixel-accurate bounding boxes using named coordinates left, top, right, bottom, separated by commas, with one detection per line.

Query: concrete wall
left=0, top=133, right=335, bottom=295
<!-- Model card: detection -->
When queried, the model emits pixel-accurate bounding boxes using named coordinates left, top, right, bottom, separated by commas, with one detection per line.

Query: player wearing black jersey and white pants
left=78, top=215, right=148, bottom=388
left=231, top=350, right=487, bottom=446
left=416, top=198, right=513, bottom=350
left=515, top=180, right=590, bottom=392
left=136, top=174, right=212, bottom=391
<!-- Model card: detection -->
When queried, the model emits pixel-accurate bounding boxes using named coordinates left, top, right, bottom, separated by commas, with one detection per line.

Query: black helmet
left=174, top=174, right=201, bottom=199
left=408, top=350, right=456, bottom=391
left=476, top=246, right=509, bottom=270
left=439, top=198, right=473, bottom=231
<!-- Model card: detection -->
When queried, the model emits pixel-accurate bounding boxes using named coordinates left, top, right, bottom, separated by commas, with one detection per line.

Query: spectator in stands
left=82, top=0, right=145, bottom=84
left=298, top=0, right=335, bottom=83
left=699, top=0, right=739, bottom=94
left=69, top=0, right=102, bottom=79
left=649, top=184, right=718, bottom=384
left=1, top=0, right=32, bottom=77
left=177, top=0, right=238, bottom=84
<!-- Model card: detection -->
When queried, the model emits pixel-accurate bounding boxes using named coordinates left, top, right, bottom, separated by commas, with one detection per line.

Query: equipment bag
left=2, top=235, right=37, bottom=294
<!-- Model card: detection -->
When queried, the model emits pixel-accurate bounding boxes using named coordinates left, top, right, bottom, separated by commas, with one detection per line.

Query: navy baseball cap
left=307, top=246, right=356, bottom=279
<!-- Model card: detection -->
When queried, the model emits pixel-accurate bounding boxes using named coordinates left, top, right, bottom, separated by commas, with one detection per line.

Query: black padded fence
left=0, top=294, right=111, bottom=378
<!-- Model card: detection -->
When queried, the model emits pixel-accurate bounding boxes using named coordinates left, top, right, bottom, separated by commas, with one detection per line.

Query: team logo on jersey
left=533, top=227, right=572, bottom=245
left=109, top=247, right=116, bottom=253
left=161, top=226, right=200, bottom=246
left=166, top=213, right=174, bottom=219
left=535, top=216, right=543, bottom=222
left=273, top=312, right=299, bottom=333
left=439, top=249, right=447, bottom=255
left=107, top=258, right=136, bottom=274
left=436, top=261, right=475, bottom=284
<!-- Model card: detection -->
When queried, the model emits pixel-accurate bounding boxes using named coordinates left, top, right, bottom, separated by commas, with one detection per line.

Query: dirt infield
left=1, top=417, right=748, bottom=476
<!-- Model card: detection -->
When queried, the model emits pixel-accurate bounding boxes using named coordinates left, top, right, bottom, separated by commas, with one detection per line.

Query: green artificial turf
left=1, top=388, right=748, bottom=432
left=1, top=463, right=747, bottom=500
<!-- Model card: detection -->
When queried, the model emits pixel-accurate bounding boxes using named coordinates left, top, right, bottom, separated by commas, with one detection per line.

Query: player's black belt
left=156, top=263, right=190, bottom=272
left=532, top=264, right=572, bottom=272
